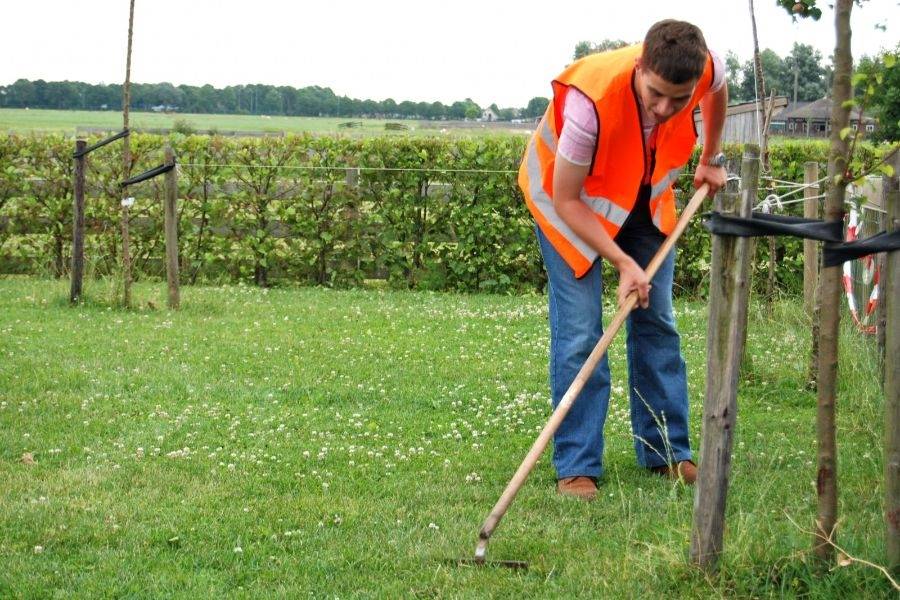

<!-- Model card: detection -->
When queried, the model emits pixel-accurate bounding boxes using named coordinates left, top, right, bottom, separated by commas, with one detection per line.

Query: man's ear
left=634, top=56, right=643, bottom=71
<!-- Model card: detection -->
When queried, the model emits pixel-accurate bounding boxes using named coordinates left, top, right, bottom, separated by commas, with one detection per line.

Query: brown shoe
left=650, top=460, right=698, bottom=485
left=556, top=476, right=597, bottom=500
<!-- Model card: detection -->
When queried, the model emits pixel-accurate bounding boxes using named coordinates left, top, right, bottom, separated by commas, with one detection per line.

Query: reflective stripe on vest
left=523, top=124, right=597, bottom=265
left=651, top=167, right=683, bottom=200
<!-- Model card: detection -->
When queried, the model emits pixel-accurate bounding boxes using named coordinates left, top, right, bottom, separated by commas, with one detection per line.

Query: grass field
left=0, top=278, right=892, bottom=597
left=0, top=108, right=531, bottom=138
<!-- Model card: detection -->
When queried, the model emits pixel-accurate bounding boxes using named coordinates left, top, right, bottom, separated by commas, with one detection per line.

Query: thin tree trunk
left=121, top=0, right=136, bottom=308
left=814, top=0, right=853, bottom=562
left=54, top=228, right=64, bottom=278
left=746, top=0, right=767, bottom=306
left=884, top=152, right=900, bottom=570
left=190, top=184, right=209, bottom=285
left=749, top=0, right=767, bottom=147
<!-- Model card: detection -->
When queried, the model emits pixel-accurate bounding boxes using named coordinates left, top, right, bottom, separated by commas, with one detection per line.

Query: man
left=518, top=19, right=727, bottom=500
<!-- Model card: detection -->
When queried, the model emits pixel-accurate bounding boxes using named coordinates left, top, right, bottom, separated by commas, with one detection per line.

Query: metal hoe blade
left=446, top=539, right=529, bottom=570
left=453, top=558, right=529, bottom=570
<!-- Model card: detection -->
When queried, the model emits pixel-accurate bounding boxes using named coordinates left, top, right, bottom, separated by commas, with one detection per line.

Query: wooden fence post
left=70, top=139, right=86, bottom=304
left=884, top=151, right=899, bottom=570
left=164, top=146, right=180, bottom=309
left=345, top=167, right=359, bottom=188
left=690, top=144, right=758, bottom=570
left=803, top=161, right=820, bottom=318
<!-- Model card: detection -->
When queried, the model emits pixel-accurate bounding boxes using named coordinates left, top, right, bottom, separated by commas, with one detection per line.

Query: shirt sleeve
left=708, top=49, right=726, bottom=94
left=557, top=88, right=598, bottom=166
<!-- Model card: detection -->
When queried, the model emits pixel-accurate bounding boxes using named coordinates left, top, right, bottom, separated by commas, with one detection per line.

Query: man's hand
left=614, top=255, right=650, bottom=310
left=694, top=164, right=726, bottom=196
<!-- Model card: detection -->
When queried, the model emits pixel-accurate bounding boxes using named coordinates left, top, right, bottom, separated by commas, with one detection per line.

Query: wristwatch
left=701, top=152, right=727, bottom=167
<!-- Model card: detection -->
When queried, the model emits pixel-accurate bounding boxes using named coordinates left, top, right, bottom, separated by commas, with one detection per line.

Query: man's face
left=635, top=58, right=698, bottom=124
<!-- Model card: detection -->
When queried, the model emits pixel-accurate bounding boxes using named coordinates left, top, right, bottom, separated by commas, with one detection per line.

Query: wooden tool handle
left=478, top=184, right=710, bottom=542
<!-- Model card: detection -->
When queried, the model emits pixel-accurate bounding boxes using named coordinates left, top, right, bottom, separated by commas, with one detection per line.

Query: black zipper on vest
left=617, top=71, right=656, bottom=236
left=631, top=70, right=650, bottom=185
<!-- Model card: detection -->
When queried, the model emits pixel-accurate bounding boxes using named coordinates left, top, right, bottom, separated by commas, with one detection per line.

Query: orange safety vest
left=519, top=44, right=714, bottom=278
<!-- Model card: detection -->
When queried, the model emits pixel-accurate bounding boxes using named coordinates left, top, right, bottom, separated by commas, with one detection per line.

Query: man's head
left=635, top=19, right=708, bottom=123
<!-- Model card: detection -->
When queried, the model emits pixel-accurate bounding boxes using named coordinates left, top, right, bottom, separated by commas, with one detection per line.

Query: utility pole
left=794, top=61, right=799, bottom=104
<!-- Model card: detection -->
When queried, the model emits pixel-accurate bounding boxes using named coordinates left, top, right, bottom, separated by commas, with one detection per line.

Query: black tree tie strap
left=73, top=129, right=130, bottom=158
left=120, top=162, right=175, bottom=187
left=703, top=211, right=843, bottom=242
left=823, top=230, right=900, bottom=267
left=703, top=211, right=899, bottom=266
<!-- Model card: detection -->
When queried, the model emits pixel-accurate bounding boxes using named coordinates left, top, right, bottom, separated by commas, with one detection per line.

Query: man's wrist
left=610, top=252, right=632, bottom=271
left=699, top=151, right=726, bottom=167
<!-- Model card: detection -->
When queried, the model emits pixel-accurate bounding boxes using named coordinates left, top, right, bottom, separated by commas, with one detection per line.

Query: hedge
left=0, top=132, right=875, bottom=296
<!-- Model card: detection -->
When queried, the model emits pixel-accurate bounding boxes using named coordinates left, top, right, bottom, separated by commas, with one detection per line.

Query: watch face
left=709, top=153, right=726, bottom=167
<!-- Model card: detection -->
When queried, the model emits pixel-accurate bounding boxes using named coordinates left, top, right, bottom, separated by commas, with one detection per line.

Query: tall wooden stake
left=814, top=0, right=853, bottom=562
left=121, top=0, right=136, bottom=308
left=164, top=146, right=180, bottom=309
left=805, top=162, right=821, bottom=390
left=690, top=145, right=757, bottom=570
left=884, top=151, right=900, bottom=570
left=70, top=139, right=86, bottom=304
left=803, top=161, right=820, bottom=317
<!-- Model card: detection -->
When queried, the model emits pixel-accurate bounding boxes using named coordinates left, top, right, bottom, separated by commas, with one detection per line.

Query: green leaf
left=841, top=99, right=857, bottom=109
left=881, top=164, right=895, bottom=178
left=839, top=127, right=853, bottom=140
left=885, top=54, right=897, bottom=69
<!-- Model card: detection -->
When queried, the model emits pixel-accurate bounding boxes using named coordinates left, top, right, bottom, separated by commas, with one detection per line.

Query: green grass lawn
left=0, top=278, right=891, bottom=597
left=0, top=108, right=529, bottom=138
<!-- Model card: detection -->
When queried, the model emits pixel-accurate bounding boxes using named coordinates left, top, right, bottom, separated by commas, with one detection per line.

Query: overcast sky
left=4, top=1, right=898, bottom=107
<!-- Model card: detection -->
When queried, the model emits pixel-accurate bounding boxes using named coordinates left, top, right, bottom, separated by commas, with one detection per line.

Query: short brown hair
left=642, top=20, right=708, bottom=84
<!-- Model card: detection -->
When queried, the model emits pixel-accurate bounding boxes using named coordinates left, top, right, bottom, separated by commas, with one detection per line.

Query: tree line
left=3, top=39, right=894, bottom=137
left=0, top=79, right=550, bottom=121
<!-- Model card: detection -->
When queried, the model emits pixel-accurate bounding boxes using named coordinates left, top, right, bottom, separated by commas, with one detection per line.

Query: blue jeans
left=536, top=224, right=691, bottom=479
